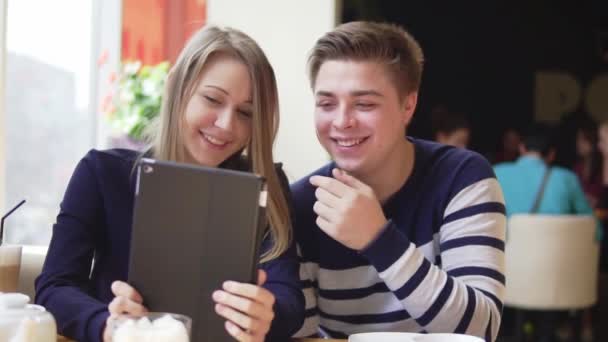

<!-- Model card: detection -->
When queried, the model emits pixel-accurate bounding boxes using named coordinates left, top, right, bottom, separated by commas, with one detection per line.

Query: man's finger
left=309, top=175, right=351, bottom=197
left=332, top=168, right=368, bottom=191
left=314, top=187, right=341, bottom=208
left=315, top=215, right=332, bottom=234
left=313, top=200, right=336, bottom=223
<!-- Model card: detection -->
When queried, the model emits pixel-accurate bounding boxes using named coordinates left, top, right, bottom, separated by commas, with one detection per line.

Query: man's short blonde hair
left=308, top=21, right=425, bottom=97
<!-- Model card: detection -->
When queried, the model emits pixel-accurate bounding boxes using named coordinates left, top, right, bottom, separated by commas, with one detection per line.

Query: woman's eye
left=238, top=110, right=252, bottom=118
left=204, top=96, right=221, bottom=104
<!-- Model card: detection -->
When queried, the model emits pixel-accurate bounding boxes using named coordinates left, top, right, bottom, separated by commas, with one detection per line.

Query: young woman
left=35, top=25, right=304, bottom=342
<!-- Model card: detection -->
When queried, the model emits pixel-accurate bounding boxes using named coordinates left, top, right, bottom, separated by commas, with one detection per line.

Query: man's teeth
left=336, top=138, right=364, bottom=147
left=204, top=133, right=227, bottom=146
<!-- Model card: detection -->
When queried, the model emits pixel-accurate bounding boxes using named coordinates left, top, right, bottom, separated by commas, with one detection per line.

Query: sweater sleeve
left=259, top=238, right=305, bottom=341
left=360, top=174, right=506, bottom=341
left=34, top=151, right=110, bottom=342
left=261, top=165, right=305, bottom=341
left=292, top=245, right=321, bottom=338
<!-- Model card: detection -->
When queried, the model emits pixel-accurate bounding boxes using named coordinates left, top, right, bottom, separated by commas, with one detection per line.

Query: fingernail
left=223, top=281, right=234, bottom=290
left=226, top=321, right=238, bottom=335
left=212, top=291, right=222, bottom=301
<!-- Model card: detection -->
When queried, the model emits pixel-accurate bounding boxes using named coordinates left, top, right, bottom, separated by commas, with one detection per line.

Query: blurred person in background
left=574, top=118, right=603, bottom=208
left=493, top=127, right=521, bottom=164
left=596, top=121, right=608, bottom=272
left=431, top=105, right=471, bottom=149
left=592, top=121, right=608, bottom=342
left=495, top=122, right=602, bottom=342
left=494, top=123, right=599, bottom=233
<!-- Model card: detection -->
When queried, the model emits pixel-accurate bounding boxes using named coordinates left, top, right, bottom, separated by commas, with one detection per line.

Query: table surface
left=294, top=340, right=346, bottom=342
left=293, top=338, right=347, bottom=342
left=58, top=336, right=345, bottom=342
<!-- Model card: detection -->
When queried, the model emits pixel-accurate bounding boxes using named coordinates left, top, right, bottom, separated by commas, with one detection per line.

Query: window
left=2, top=0, right=120, bottom=245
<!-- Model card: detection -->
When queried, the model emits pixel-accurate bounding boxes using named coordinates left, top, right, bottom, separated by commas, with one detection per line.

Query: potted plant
left=103, top=60, right=169, bottom=150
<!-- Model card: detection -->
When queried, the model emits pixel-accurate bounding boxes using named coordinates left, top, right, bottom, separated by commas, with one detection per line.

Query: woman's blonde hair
left=146, top=25, right=291, bottom=263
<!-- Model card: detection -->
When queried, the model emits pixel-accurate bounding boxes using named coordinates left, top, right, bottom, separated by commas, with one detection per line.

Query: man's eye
left=316, top=102, right=335, bottom=109
left=356, top=103, right=375, bottom=110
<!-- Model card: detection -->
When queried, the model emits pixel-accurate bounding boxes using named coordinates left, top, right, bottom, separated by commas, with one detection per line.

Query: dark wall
left=343, top=0, right=608, bottom=162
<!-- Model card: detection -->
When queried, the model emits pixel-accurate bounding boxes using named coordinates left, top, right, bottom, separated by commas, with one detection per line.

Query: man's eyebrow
left=314, top=90, right=384, bottom=97
left=351, top=90, right=383, bottom=97
left=315, top=90, right=335, bottom=97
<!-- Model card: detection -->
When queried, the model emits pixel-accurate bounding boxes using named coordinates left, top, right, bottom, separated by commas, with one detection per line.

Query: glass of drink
left=0, top=245, right=22, bottom=292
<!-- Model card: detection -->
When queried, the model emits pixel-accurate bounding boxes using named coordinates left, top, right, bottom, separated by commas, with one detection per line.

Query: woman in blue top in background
left=35, top=25, right=304, bottom=342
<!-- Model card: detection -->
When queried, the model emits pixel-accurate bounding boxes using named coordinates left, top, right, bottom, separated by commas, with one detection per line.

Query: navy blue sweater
left=35, top=149, right=304, bottom=342
left=292, top=138, right=506, bottom=341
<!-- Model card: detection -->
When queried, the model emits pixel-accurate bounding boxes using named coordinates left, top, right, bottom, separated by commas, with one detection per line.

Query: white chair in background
left=504, top=214, right=599, bottom=340
left=17, top=245, right=48, bottom=299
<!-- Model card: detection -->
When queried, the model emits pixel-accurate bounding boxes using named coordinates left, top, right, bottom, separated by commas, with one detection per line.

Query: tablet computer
left=128, top=158, right=267, bottom=342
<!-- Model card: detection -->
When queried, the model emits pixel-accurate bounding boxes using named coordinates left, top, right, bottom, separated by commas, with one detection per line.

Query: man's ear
left=401, top=92, right=418, bottom=125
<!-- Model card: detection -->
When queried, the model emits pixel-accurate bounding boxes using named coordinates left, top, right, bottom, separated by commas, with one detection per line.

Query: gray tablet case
left=128, top=158, right=267, bottom=342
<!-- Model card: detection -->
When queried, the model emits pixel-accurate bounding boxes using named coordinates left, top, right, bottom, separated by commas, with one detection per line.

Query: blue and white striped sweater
left=291, top=138, right=506, bottom=341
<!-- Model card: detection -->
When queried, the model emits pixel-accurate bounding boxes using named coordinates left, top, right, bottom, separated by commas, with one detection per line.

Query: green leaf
left=104, top=60, right=169, bottom=141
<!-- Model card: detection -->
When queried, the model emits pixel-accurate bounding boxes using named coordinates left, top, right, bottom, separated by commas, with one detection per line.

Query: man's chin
left=332, top=159, right=363, bottom=175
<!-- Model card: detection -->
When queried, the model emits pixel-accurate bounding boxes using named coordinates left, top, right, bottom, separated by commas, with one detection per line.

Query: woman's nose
left=214, top=108, right=235, bottom=131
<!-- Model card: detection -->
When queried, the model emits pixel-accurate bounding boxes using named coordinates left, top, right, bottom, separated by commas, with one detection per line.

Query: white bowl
left=413, top=334, right=484, bottom=342
left=348, top=332, right=484, bottom=342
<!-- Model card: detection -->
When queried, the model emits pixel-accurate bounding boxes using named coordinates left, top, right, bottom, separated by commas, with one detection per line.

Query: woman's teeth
left=202, top=133, right=228, bottom=146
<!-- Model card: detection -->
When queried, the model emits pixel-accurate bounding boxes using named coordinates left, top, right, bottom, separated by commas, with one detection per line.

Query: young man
left=291, top=21, right=506, bottom=341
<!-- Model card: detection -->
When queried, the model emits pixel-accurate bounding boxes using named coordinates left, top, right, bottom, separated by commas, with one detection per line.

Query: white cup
left=349, top=332, right=485, bottom=342
left=349, top=332, right=419, bottom=342
left=0, top=245, right=22, bottom=292
left=413, top=334, right=485, bottom=342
